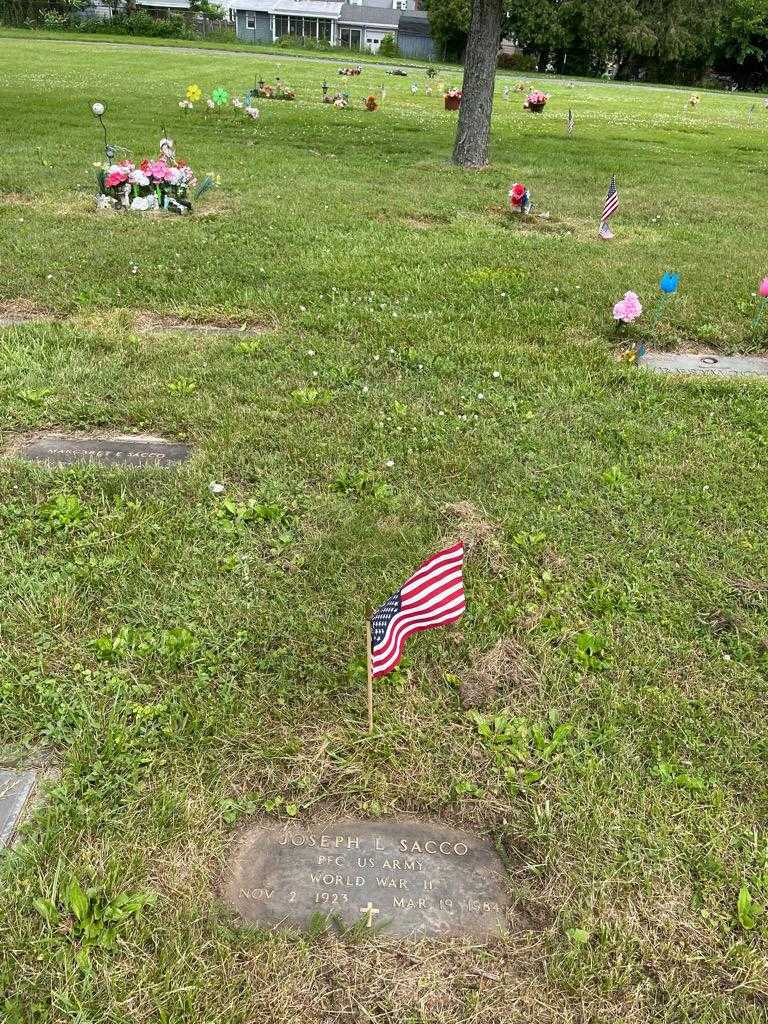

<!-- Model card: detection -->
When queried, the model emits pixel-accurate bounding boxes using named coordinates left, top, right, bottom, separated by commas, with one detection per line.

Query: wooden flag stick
left=366, top=616, right=374, bottom=734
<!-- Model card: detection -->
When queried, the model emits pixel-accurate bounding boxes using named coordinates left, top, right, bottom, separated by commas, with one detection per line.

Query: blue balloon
left=660, top=272, right=679, bottom=294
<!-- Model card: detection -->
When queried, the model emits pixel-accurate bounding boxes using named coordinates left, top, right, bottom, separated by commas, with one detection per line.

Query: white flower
left=492, top=370, right=501, bottom=378
left=209, top=482, right=225, bottom=495
left=245, top=106, right=260, bottom=119
left=362, top=385, right=369, bottom=393
left=385, top=459, right=394, bottom=468
left=129, top=169, right=149, bottom=187
left=207, top=99, right=215, bottom=109
left=232, top=97, right=243, bottom=108
left=307, top=349, right=315, bottom=356
left=477, top=392, right=485, bottom=400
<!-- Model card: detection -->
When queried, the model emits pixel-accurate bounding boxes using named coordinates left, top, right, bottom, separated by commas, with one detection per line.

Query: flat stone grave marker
left=225, top=820, right=510, bottom=939
left=12, top=434, right=190, bottom=469
left=0, top=769, right=37, bottom=848
left=640, top=352, right=768, bottom=378
left=143, top=320, right=266, bottom=337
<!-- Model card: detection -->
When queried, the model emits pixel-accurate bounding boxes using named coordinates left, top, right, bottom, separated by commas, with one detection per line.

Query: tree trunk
left=451, top=0, right=504, bottom=168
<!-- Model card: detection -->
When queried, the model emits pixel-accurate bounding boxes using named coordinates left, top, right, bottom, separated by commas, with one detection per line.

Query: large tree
left=452, top=0, right=505, bottom=167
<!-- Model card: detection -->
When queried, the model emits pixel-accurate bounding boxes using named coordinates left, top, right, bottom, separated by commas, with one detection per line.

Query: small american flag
left=567, top=108, right=574, bottom=135
left=370, top=542, right=465, bottom=678
left=599, top=174, right=619, bottom=238
left=602, top=174, right=619, bottom=221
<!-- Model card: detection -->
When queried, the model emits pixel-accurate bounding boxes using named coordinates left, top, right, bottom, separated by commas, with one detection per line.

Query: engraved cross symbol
left=360, top=901, right=380, bottom=928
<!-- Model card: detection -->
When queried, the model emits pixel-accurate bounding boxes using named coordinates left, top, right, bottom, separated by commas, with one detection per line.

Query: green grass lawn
left=0, top=24, right=451, bottom=66
left=2, top=35, right=768, bottom=1024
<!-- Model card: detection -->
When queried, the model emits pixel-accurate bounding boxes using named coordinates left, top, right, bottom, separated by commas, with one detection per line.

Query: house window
left=246, top=15, right=255, bottom=28
left=274, top=14, right=332, bottom=38
left=340, top=26, right=362, bottom=48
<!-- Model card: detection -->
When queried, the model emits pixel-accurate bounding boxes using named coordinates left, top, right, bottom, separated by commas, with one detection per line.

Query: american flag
left=601, top=174, right=619, bottom=222
left=370, top=542, right=465, bottom=678
left=567, top=108, right=574, bottom=135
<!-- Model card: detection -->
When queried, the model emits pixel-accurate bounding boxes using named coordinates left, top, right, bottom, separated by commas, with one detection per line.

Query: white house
left=135, top=0, right=436, bottom=56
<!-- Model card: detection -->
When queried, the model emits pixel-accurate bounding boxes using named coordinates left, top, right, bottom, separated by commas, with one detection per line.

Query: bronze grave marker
left=11, top=434, right=190, bottom=469
left=225, top=820, right=510, bottom=939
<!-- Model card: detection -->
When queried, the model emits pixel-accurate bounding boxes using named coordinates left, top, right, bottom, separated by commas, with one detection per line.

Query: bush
left=497, top=52, right=537, bottom=72
left=40, top=9, right=68, bottom=29
left=71, top=12, right=189, bottom=38
left=378, top=33, right=399, bottom=58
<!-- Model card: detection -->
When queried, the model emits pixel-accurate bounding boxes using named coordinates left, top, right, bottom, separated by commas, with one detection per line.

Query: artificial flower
left=659, top=272, right=679, bottom=294
left=244, top=106, right=260, bottom=119
left=179, top=99, right=193, bottom=110
left=129, top=169, right=150, bottom=186
left=232, top=96, right=243, bottom=108
left=186, top=84, right=202, bottom=102
left=206, top=99, right=215, bottom=109
left=211, top=87, right=229, bottom=106
left=613, top=291, right=642, bottom=323
left=146, top=159, right=167, bottom=181
left=759, top=277, right=768, bottom=298
left=105, top=170, right=128, bottom=188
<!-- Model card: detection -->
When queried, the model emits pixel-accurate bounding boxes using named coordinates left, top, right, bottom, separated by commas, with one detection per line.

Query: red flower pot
left=444, top=95, right=461, bottom=111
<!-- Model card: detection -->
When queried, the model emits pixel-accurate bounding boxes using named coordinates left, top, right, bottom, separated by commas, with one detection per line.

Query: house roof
left=273, top=0, right=342, bottom=14
left=338, top=4, right=399, bottom=27
left=137, top=0, right=193, bottom=8
left=398, top=10, right=430, bottom=31
left=232, top=0, right=343, bottom=14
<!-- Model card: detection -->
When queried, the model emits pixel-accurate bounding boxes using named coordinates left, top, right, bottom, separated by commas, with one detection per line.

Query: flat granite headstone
left=12, top=434, right=190, bottom=469
left=226, top=820, right=510, bottom=939
left=0, top=769, right=37, bottom=847
left=640, top=352, right=768, bottom=378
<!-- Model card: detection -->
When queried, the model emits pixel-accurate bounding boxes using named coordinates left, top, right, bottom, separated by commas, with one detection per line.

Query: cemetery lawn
left=3, top=35, right=768, bottom=1024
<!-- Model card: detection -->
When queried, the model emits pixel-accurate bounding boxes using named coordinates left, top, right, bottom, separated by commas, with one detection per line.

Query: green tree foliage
left=423, top=0, right=472, bottom=58
left=430, top=0, right=768, bottom=85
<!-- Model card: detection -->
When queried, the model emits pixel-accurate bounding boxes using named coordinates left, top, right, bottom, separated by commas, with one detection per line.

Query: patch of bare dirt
left=0, top=192, right=36, bottom=207
left=0, top=299, right=51, bottom=325
left=442, top=500, right=504, bottom=574
left=458, top=638, right=539, bottom=710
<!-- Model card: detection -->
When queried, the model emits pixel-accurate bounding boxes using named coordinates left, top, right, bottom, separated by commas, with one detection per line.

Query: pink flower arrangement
left=759, top=277, right=768, bottom=298
left=96, top=143, right=212, bottom=214
left=613, top=291, right=643, bottom=324
left=525, top=90, right=548, bottom=111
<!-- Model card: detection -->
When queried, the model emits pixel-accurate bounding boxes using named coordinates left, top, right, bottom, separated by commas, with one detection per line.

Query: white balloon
left=92, top=102, right=105, bottom=116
